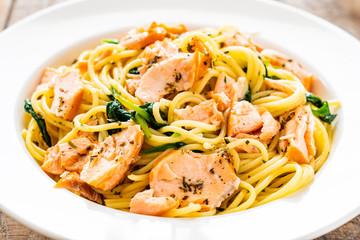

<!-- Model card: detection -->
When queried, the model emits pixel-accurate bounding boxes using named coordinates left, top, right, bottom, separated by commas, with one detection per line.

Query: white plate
left=0, top=0, right=359, bottom=239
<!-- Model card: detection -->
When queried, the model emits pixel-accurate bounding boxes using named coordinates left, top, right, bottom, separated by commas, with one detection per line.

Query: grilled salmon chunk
left=50, top=69, right=84, bottom=121
left=149, top=150, right=240, bottom=210
left=174, top=99, right=224, bottom=127
left=279, top=105, right=316, bottom=164
left=56, top=171, right=102, bottom=204
left=80, top=125, right=144, bottom=191
left=130, top=189, right=178, bottom=216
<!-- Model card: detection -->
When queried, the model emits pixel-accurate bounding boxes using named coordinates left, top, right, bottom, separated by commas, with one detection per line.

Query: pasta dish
left=22, top=23, right=339, bottom=217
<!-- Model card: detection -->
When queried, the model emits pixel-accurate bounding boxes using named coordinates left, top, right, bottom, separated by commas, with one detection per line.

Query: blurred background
left=0, top=0, right=359, bottom=239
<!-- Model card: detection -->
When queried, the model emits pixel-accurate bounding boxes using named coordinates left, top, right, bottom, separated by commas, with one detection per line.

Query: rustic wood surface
left=0, top=0, right=359, bottom=239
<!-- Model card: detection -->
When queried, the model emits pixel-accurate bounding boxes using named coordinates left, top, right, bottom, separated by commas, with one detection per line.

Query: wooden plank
left=7, top=0, right=67, bottom=26
left=0, top=0, right=13, bottom=30
left=276, top=0, right=360, bottom=39
left=0, top=212, right=50, bottom=240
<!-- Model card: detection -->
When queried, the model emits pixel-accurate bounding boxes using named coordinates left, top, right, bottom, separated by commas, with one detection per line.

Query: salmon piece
left=211, top=73, right=245, bottom=111
left=58, top=138, right=94, bottom=172
left=222, top=27, right=262, bottom=52
left=50, top=69, right=84, bottom=121
left=41, top=145, right=63, bottom=175
left=158, top=23, right=187, bottom=35
left=261, top=49, right=313, bottom=91
left=41, top=68, right=58, bottom=85
left=304, top=109, right=316, bottom=157
left=36, top=68, right=58, bottom=91
left=120, top=22, right=186, bottom=51
left=228, top=101, right=263, bottom=137
left=186, top=37, right=212, bottom=79
left=187, top=36, right=209, bottom=54
left=149, top=150, right=240, bottom=209
left=228, top=102, right=280, bottom=153
left=174, top=99, right=224, bottom=127
left=211, top=92, right=230, bottom=112
left=125, top=78, right=141, bottom=96
left=213, top=74, right=245, bottom=100
left=121, top=27, right=166, bottom=51
left=80, top=125, right=144, bottom=191
left=77, top=61, right=88, bottom=74
left=135, top=51, right=206, bottom=103
left=41, top=137, right=94, bottom=175
left=279, top=105, right=316, bottom=164
left=55, top=172, right=102, bottom=204
left=258, top=109, right=281, bottom=141
left=141, top=39, right=179, bottom=70
left=130, top=189, right=178, bottom=216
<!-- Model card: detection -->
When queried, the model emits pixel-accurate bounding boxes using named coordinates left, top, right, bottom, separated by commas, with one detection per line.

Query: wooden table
left=0, top=0, right=359, bottom=239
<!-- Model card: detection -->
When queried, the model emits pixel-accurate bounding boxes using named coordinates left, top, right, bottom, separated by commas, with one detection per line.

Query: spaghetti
left=22, top=23, right=339, bottom=217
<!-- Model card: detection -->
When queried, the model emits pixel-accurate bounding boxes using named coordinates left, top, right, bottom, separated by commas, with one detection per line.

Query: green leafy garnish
left=268, top=75, right=281, bottom=80
left=224, top=137, right=230, bottom=144
left=106, top=100, right=132, bottom=122
left=305, top=93, right=323, bottom=108
left=172, top=133, right=181, bottom=138
left=68, top=140, right=77, bottom=148
left=311, top=101, right=337, bottom=124
left=110, top=87, right=151, bottom=121
left=141, top=142, right=187, bottom=154
left=108, top=87, right=168, bottom=137
left=129, top=67, right=140, bottom=75
left=102, top=39, right=119, bottom=44
left=305, top=93, right=337, bottom=124
left=133, top=112, right=152, bottom=139
left=241, top=87, right=251, bottom=102
left=106, top=100, right=132, bottom=135
left=137, top=102, right=168, bottom=129
left=24, top=99, right=51, bottom=147
left=261, top=58, right=270, bottom=78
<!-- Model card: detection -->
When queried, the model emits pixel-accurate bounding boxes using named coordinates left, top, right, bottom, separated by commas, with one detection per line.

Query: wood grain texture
left=7, top=0, right=66, bottom=26
left=0, top=0, right=13, bottom=30
left=0, top=0, right=359, bottom=239
left=277, top=0, right=360, bottom=39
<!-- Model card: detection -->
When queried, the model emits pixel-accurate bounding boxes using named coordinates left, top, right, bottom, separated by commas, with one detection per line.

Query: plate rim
left=0, top=0, right=359, bottom=239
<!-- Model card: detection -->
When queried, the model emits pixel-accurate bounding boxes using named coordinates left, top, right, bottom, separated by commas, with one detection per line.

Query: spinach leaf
left=311, top=101, right=337, bottom=124
left=108, top=87, right=169, bottom=138
left=106, top=100, right=131, bottom=135
left=141, top=142, right=187, bottom=154
left=24, top=99, right=51, bottom=147
left=268, top=75, right=281, bottom=80
left=102, top=39, right=119, bottom=44
left=107, top=94, right=115, bottom=101
left=129, top=67, right=140, bottom=75
left=133, top=112, right=152, bottom=139
left=138, top=102, right=168, bottom=129
left=305, top=93, right=337, bottom=124
left=110, top=87, right=151, bottom=122
left=241, top=87, right=251, bottom=102
left=106, top=100, right=131, bottom=122
left=109, top=86, right=168, bottom=132
left=261, top=58, right=270, bottom=79
left=305, top=93, right=323, bottom=108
